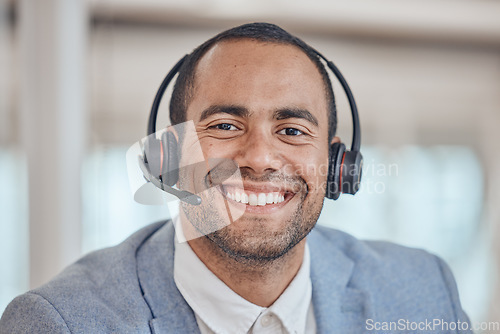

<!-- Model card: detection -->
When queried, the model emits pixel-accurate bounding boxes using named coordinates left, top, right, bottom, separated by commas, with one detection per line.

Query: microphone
left=138, top=157, right=202, bottom=205
left=138, top=157, right=239, bottom=206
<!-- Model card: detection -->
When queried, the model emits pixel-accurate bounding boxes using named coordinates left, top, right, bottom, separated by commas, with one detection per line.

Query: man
left=1, top=23, right=471, bottom=333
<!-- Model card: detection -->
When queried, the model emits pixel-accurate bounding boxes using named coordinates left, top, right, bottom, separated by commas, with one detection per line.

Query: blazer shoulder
left=36, top=220, right=168, bottom=298
left=0, top=292, right=70, bottom=334
left=310, top=224, right=470, bottom=322
left=312, top=224, right=439, bottom=270
left=1, top=220, right=170, bottom=333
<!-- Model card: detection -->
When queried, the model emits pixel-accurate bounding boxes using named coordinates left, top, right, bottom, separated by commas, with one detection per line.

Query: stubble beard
left=180, top=183, right=324, bottom=267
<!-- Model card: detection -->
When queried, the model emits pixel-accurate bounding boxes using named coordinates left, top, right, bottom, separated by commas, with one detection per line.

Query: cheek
left=179, top=137, right=206, bottom=167
left=200, top=140, right=234, bottom=159
left=204, top=142, right=216, bottom=154
left=288, top=151, right=330, bottom=193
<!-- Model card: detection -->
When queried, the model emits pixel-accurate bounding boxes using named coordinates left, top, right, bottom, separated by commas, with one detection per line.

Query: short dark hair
left=169, top=22, right=337, bottom=140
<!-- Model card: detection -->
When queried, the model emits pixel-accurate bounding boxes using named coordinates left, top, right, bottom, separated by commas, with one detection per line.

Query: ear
left=330, top=136, right=341, bottom=146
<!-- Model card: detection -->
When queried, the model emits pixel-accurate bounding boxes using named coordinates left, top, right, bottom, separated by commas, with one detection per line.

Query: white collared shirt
left=173, top=222, right=316, bottom=334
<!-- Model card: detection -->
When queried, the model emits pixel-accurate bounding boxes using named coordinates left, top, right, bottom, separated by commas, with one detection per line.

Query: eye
left=213, top=123, right=238, bottom=131
left=278, top=128, right=303, bottom=136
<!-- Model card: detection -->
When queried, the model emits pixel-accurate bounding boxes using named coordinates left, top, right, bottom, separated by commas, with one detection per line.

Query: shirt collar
left=268, top=244, right=311, bottom=334
left=173, top=217, right=312, bottom=334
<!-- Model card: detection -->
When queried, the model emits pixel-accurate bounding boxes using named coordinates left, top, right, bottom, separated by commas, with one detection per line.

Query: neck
left=180, top=215, right=306, bottom=307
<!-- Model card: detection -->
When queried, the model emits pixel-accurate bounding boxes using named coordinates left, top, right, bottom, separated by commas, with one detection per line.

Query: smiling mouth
left=218, top=185, right=294, bottom=207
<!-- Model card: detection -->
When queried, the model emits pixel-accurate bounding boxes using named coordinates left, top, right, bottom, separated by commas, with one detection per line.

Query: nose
left=236, top=130, right=283, bottom=176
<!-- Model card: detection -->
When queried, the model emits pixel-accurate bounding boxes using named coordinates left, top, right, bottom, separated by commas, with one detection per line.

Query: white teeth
left=266, top=193, right=274, bottom=204
left=248, top=194, right=258, bottom=206
left=241, top=193, right=249, bottom=204
left=225, top=189, right=286, bottom=205
left=257, top=193, right=267, bottom=206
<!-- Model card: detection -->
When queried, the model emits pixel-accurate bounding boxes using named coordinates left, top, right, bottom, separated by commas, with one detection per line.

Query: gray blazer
left=0, top=221, right=471, bottom=333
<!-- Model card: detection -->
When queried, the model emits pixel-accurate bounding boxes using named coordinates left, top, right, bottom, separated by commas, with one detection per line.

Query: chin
left=205, top=198, right=321, bottom=264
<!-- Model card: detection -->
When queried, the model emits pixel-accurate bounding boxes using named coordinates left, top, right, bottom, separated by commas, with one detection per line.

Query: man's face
left=178, top=39, right=331, bottom=263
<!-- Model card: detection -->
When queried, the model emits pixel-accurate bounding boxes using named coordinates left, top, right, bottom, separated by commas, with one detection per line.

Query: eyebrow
left=199, top=105, right=250, bottom=122
left=199, top=104, right=319, bottom=127
left=273, top=108, right=319, bottom=127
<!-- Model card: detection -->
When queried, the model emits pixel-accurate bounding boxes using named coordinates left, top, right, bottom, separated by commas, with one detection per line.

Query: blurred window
left=0, top=150, right=29, bottom=314
left=81, top=147, right=172, bottom=254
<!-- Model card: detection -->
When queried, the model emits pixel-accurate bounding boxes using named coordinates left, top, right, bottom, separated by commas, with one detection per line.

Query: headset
left=140, top=49, right=363, bottom=204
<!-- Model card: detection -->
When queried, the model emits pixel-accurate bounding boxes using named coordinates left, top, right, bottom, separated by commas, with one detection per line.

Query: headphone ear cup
left=326, top=142, right=345, bottom=200
left=161, top=131, right=179, bottom=186
left=341, top=150, right=363, bottom=195
left=143, top=136, right=162, bottom=179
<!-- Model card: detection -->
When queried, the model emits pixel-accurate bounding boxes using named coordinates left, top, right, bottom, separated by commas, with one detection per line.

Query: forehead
left=187, top=39, right=328, bottom=123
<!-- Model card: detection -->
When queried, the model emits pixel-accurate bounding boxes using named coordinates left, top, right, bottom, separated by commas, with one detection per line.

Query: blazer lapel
left=136, top=221, right=200, bottom=334
left=308, top=227, right=374, bottom=334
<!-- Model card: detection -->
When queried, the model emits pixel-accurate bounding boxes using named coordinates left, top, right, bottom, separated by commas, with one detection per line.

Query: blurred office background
left=1, top=0, right=499, bottom=328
